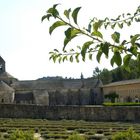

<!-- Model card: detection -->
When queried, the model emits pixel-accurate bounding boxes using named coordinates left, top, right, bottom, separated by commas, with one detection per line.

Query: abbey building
left=0, top=56, right=103, bottom=105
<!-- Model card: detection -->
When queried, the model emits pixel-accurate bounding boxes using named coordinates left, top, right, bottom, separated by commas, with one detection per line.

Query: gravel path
left=34, top=133, right=45, bottom=140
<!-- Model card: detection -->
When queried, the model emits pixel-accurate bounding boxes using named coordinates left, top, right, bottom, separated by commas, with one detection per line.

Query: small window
left=1, top=99, right=4, bottom=103
left=0, top=64, right=3, bottom=70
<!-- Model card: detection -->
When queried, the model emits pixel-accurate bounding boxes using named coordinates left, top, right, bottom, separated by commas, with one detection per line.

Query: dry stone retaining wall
left=0, top=104, right=140, bottom=122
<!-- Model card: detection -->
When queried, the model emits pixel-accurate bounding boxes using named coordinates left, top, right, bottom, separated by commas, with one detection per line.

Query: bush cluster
left=9, top=129, right=37, bottom=140
left=103, top=102, right=140, bottom=106
left=112, top=128, right=140, bottom=140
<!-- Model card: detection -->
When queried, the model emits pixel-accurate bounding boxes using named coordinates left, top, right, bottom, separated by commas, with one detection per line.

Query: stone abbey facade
left=102, top=79, right=140, bottom=103
left=0, top=56, right=103, bottom=105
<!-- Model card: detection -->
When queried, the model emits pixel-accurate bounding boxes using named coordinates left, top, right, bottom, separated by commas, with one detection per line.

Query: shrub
left=67, top=133, right=86, bottom=140
left=9, top=129, right=37, bottom=140
left=112, top=128, right=140, bottom=140
left=104, top=92, right=119, bottom=103
left=103, top=102, right=140, bottom=106
left=3, top=133, right=10, bottom=139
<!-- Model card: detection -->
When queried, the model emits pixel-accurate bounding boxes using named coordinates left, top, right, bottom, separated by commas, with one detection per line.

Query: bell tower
left=0, top=56, right=6, bottom=74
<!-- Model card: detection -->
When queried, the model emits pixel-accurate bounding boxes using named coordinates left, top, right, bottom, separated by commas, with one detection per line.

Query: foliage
left=67, top=133, right=86, bottom=140
left=42, top=4, right=140, bottom=70
left=93, top=59, right=140, bottom=84
left=99, top=68, right=112, bottom=84
left=103, top=102, right=140, bottom=106
left=80, top=72, right=84, bottom=79
left=1, top=119, right=140, bottom=140
left=112, top=128, right=140, bottom=140
left=93, top=67, right=101, bottom=79
left=104, top=92, right=119, bottom=103
left=93, top=67, right=112, bottom=84
left=9, top=129, right=37, bottom=140
left=111, top=59, right=140, bottom=82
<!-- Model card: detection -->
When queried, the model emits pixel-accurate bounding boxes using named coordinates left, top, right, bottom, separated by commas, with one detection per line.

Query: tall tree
left=100, top=68, right=112, bottom=84
left=93, top=67, right=101, bottom=80
left=80, top=72, right=84, bottom=79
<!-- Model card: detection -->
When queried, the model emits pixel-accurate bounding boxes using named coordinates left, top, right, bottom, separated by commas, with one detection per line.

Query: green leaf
left=111, top=32, right=120, bottom=43
left=65, top=28, right=72, bottom=39
left=63, top=35, right=77, bottom=49
left=104, top=22, right=110, bottom=29
left=47, top=7, right=59, bottom=18
left=52, top=55, right=58, bottom=63
left=128, top=46, right=137, bottom=56
left=137, top=54, right=140, bottom=71
left=41, top=14, right=52, bottom=22
left=77, top=46, right=81, bottom=50
left=113, top=52, right=122, bottom=66
left=123, top=54, right=132, bottom=66
left=116, top=15, right=121, bottom=20
left=63, top=28, right=80, bottom=49
left=124, top=66, right=130, bottom=72
left=62, top=56, right=68, bottom=62
left=70, top=55, right=73, bottom=62
left=127, top=13, right=131, bottom=16
left=53, top=4, right=60, bottom=9
left=72, top=7, right=81, bottom=24
left=87, top=23, right=91, bottom=32
left=81, top=41, right=93, bottom=60
left=93, top=20, right=103, bottom=31
left=91, top=31, right=103, bottom=39
left=123, top=54, right=132, bottom=72
left=118, top=23, right=123, bottom=29
left=65, top=28, right=80, bottom=39
left=96, top=49, right=102, bottom=63
left=137, top=54, right=140, bottom=62
left=110, top=57, right=115, bottom=67
left=111, top=23, right=116, bottom=29
left=64, top=9, right=71, bottom=19
left=54, top=49, right=59, bottom=52
left=75, top=53, right=80, bottom=63
left=121, top=40, right=127, bottom=45
left=89, top=53, right=93, bottom=60
left=49, top=54, right=54, bottom=60
left=58, top=57, right=62, bottom=63
left=131, top=34, right=140, bottom=46
left=101, top=42, right=109, bottom=57
left=135, top=43, right=140, bottom=48
left=49, top=21, right=67, bottom=34
left=126, top=21, right=131, bottom=26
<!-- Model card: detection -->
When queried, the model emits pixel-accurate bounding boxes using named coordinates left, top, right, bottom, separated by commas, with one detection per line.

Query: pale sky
left=0, top=0, right=140, bottom=80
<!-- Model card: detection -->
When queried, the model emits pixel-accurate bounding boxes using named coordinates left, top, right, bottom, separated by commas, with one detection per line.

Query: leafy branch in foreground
left=42, top=4, right=140, bottom=71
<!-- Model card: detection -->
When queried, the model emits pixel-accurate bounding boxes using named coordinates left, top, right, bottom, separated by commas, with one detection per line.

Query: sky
left=0, top=0, right=140, bottom=80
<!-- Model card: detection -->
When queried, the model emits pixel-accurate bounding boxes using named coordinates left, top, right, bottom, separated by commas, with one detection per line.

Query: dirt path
left=34, top=133, right=45, bottom=140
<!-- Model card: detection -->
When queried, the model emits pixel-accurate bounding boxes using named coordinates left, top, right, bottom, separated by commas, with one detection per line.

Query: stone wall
left=103, top=83, right=140, bottom=102
left=48, top=88, right=103, bottom=105
left=33, top=90, right=49, bottom=105
left=0, top=104, right=140, bottom=122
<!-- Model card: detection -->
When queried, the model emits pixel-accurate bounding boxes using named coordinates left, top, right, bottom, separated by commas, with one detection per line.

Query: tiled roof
left=102, top=79, right=140, bottom=87
left=0, top=56, right=5, bottom=63
left=11, top=78, right=102, bottom=90
left=0, top=72, right=15, bottom=79
left=0, top=81, right=14, bottom=91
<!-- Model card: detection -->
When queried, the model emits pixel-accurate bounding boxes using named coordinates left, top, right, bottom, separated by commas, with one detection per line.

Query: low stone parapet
left=0, top=104, right=139, bottom=122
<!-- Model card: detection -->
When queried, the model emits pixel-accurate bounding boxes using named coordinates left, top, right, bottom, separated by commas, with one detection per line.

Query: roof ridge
left=103, top=78, right=140, bottom=87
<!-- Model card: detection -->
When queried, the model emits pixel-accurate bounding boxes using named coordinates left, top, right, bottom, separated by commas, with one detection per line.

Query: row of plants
left=103, top=102, right=140, bottom=106
left=0, top=119, right=140, bottom=139
left=1, top=128, right=140, bottom=140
